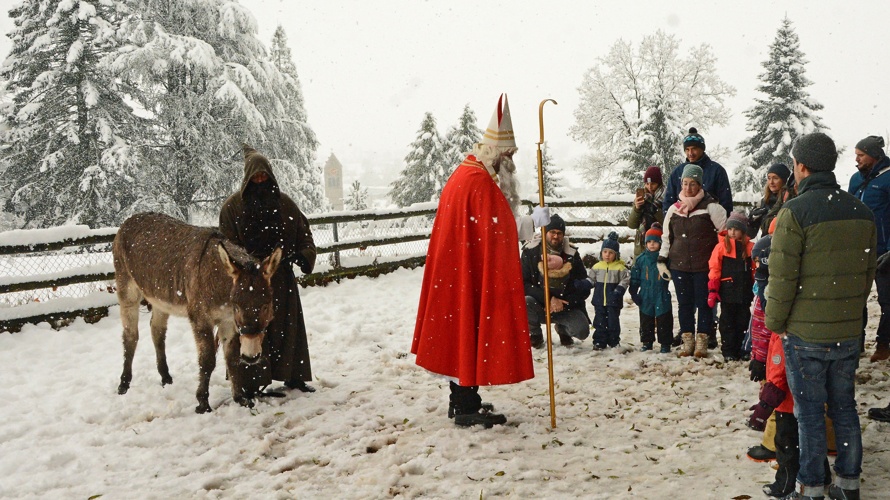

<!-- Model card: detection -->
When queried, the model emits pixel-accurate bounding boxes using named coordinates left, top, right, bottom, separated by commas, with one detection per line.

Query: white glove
left=657, top=261, right=672, bottom=281
left=531, top=206, right=551, bottom=228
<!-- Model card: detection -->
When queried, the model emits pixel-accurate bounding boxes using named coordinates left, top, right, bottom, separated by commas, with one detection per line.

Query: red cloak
left=411, top=156, right=534, bottom=386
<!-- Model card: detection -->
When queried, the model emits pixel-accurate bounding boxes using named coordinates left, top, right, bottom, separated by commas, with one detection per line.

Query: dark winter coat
left=849, top=155, right=890, bottom=254
left=663, top=154, right=733, bottom=215
left=746, top=189, right=785, bottom=239
left=765, top=171, right=876, bottom=343
left=627, top=186, right=665, bottom=257
left=752, top=234, right=771, bottom=304
left=629, top=249, right=672, bottom=317
left=659, top=193, right=727, bottom=273
left=219, top=150, right=317, bottom=383
left=521, top=236, right=590, bottom=321
left=588, top=259, right=629, bottom=309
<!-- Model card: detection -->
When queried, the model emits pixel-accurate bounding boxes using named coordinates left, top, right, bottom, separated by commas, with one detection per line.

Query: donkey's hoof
left=234, top=396, right=255, bottom=409
left=195, top=401, right=212, bottom=414
left=160, top=374, right=173, bottom=386
left=117, top=382, right=130, bottom=395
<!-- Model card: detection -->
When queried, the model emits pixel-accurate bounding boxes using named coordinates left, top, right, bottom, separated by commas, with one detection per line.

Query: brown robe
left=219, top=148, right=316, bottom=382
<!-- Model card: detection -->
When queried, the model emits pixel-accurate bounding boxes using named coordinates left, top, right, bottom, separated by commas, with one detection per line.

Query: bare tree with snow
left=344, top=180, right=369, bottom=211
left=570, top=31, right=735, bottom=189
left=732, top=17, right=828, bottom=194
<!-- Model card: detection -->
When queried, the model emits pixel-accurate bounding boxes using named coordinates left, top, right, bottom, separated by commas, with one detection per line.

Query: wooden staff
left=536, top=98, right=558, bottom=428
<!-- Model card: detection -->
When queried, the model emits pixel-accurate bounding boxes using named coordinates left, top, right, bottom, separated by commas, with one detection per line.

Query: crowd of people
left=235, top=94, right=889, bottom=500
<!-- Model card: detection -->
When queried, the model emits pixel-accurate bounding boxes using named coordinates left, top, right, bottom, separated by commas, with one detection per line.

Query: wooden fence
left=0, top=198, right=752, bottom=332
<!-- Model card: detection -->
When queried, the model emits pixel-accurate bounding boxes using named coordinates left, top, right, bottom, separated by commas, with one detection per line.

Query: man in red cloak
left=411, top=94, right=536, bottom=428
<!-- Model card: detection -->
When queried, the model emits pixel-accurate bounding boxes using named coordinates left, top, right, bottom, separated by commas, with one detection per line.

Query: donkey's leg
left=191, top=319, right=217, bottom=414
left=117, top=281, right=141, bottom=395
left=150, top=309, right=173, bottom=386
left=219, top=321, right=250, bottom=407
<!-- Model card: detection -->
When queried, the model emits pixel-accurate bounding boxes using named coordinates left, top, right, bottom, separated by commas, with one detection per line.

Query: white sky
left=1, top=0, right=888, bottom=189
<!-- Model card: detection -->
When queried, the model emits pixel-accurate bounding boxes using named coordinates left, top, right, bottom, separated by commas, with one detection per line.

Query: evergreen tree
left=536, top=142, right=564, bottom=198
left=389, top=112, right=445, bottom=207
left=345, top=180, right=369, bottom=211
left=441, top=104, right=483, bottom=195
left=111, top=0, right=320, bottom=219
left=0, top=0, right=147, bottom=228
left=733, top=17, right=827, bottom=194
left=570, top=31, right=734, bottom=190
left=264, top=25, right=325, bottom=213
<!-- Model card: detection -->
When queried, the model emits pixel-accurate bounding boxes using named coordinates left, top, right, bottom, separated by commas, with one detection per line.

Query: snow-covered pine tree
left=0, top=0, right=148, bottom=228
left=264, top=25, right=326, bottom=213
left=536, top=142, right=564, bottom=198
left=440, top=104, right=483, bottom=196
left=570, top=31, right=734, bottom=190
left=389, top=112, right=445, bottom=207
left=733, top=17, right=827, bottom=194
left=111, top=0, right=320, bottom=220
left=345, top=180, right=369, bottom=211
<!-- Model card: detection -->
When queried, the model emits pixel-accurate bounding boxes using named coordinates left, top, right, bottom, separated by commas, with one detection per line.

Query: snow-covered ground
left=2, top=255, right=889, bottom=499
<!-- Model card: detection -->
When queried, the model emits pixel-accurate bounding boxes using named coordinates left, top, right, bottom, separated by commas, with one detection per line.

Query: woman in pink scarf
left=657, top=164, right=727, bottom=357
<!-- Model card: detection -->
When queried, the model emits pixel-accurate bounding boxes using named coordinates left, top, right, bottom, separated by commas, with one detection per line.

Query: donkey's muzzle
left=240, top=352, right=262, bottom=366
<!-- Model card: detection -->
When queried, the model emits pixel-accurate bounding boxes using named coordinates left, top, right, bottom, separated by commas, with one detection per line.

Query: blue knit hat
left=683, top=127, right=705, bottom=151
left=601, top=231, right=620, bottom=256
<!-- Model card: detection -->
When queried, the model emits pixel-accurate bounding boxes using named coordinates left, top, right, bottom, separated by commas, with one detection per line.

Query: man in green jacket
left=765, top=132, right=876, bottom=500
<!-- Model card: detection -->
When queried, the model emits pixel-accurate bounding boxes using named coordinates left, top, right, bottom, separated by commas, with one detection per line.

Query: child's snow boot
left=678, top=332, right=695, bottom=357
left=640, top=342, right=653, bottom=352
left=659, top=344, right=671, bottom=353
left=694, top=333, right=709, bottom=358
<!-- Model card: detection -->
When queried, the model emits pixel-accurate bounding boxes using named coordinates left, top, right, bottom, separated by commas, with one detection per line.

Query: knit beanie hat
left=546, top=214, right=566, bottom=234
left=791, top=132, right=837, bottom=172
left=855, top=135, right=885, bottom=160
left=683, top=127, right=705, bottom=151
left=766, top=163, right=791, bottom=182
left=681, top=163, right=703, bottom=184
left=644, top=222, right=663, bottom=244
left=644, top=166, right=663, bottom=185
left=726, top=211, right=748, bottom=232
left=601, top=231, right=620, bottom=256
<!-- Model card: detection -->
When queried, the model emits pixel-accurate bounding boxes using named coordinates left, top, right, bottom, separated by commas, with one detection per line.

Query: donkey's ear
left=262, top=247, right=282, bottom=281
left=218, top=243, right=240, bottom=279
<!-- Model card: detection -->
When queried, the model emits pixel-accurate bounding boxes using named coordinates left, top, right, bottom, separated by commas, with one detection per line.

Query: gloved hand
left=707, top=278, right=721, bottom=308
left=610, top=286, right=626, bottom=308
left=747, top=402, right=772, bottom=431
left=656, top=257, right=671, bottom=281
left=758, top=381, right=786, bottom=408
left=878, top=251, right=890, bottom=272
left=573, top=278, right=593, bottom=293
left=295, top=253, right=314, bottom=275
left=630, top=290, right=642, bottom=306
left=531, top=206, right=551, bottom=228
left=749, top=359, right=766, bottom=382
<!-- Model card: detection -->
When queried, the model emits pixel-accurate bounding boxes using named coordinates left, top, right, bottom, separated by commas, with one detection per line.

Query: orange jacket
left=707, top=230, right=755, bottom=282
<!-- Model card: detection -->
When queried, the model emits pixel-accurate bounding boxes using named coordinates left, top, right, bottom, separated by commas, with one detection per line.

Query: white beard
left=496, top=156, right=522, bottom=218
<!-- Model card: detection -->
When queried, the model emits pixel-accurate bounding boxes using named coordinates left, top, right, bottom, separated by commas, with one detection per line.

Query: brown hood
left=240, top=144, right=279, bottom=196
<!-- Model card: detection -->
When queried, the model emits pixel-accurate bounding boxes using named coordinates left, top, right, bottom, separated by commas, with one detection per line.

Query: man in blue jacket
left=663, top=127, right=733, bottom=215
left=849, top=135, right=890, bottom=363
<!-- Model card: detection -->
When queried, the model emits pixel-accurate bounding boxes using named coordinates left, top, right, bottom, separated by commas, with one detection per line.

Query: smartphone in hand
left=636, top=188, right=646, bottom=199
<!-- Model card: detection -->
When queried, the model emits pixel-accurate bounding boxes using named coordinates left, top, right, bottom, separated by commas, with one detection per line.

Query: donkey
left=113, top=212, right=281, bottom=413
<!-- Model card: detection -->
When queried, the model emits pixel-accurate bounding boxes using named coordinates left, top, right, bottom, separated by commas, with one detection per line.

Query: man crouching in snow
left=411, top=94, right=547, bottom=428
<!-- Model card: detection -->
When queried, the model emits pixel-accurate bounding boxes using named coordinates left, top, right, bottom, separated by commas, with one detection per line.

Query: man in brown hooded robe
left=219, top=144, right=317, bottom=392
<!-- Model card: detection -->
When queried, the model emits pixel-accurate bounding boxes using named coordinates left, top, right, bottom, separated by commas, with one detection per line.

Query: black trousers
left=449, top=382, right=481, bottom=415
left=640, top=311, right=673, bottom=346
left=774, top=411, right=831, bottom=493
left=718, top=302, right=751, bottom=357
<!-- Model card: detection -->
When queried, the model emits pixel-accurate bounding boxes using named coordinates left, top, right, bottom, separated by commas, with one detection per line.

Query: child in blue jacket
left=588, top=232, right=629, bottom=349
left=629, top=224, right=674, bottom=353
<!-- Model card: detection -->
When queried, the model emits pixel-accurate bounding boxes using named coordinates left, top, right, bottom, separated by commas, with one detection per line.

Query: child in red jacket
left=749, top=332, right=832, bottom=497
left=707, top=211, right=754, bottom=361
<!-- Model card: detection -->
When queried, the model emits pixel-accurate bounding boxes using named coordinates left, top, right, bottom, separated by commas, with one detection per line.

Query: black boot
left=454, top=408, right=507, bottom=428
left=867, top=403, right=890, bottom=422
left=671, top=333, right=682, bottom=347
left=827, top=484, right=859, bottom=500
left=707, top=330, right=718, bottom=350
left=285, top=379, right=316, bottom=393
left=448, top=402, right=494, bottom=419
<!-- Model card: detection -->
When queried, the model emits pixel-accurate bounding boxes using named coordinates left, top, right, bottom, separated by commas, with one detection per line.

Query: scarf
left=675, top=189, right=705, bottom=216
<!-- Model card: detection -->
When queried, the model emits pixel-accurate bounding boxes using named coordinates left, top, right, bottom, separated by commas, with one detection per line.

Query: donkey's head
left=218, top=243, right=282, bottom=364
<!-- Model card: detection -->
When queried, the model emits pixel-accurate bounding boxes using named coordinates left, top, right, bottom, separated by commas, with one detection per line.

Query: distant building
left=324, top=153, right=344, bottom=210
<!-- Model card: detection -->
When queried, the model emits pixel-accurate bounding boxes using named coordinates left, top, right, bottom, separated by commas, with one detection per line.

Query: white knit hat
left=481, top=93, right=516, bottom=149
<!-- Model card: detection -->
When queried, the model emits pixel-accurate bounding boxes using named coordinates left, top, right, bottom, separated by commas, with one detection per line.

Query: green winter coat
left=764, top=171, right=876, bottom=344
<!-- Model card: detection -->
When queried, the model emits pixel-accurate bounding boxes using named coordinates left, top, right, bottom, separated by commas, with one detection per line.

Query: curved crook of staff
left=535, top=98, right=558, bottom=429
